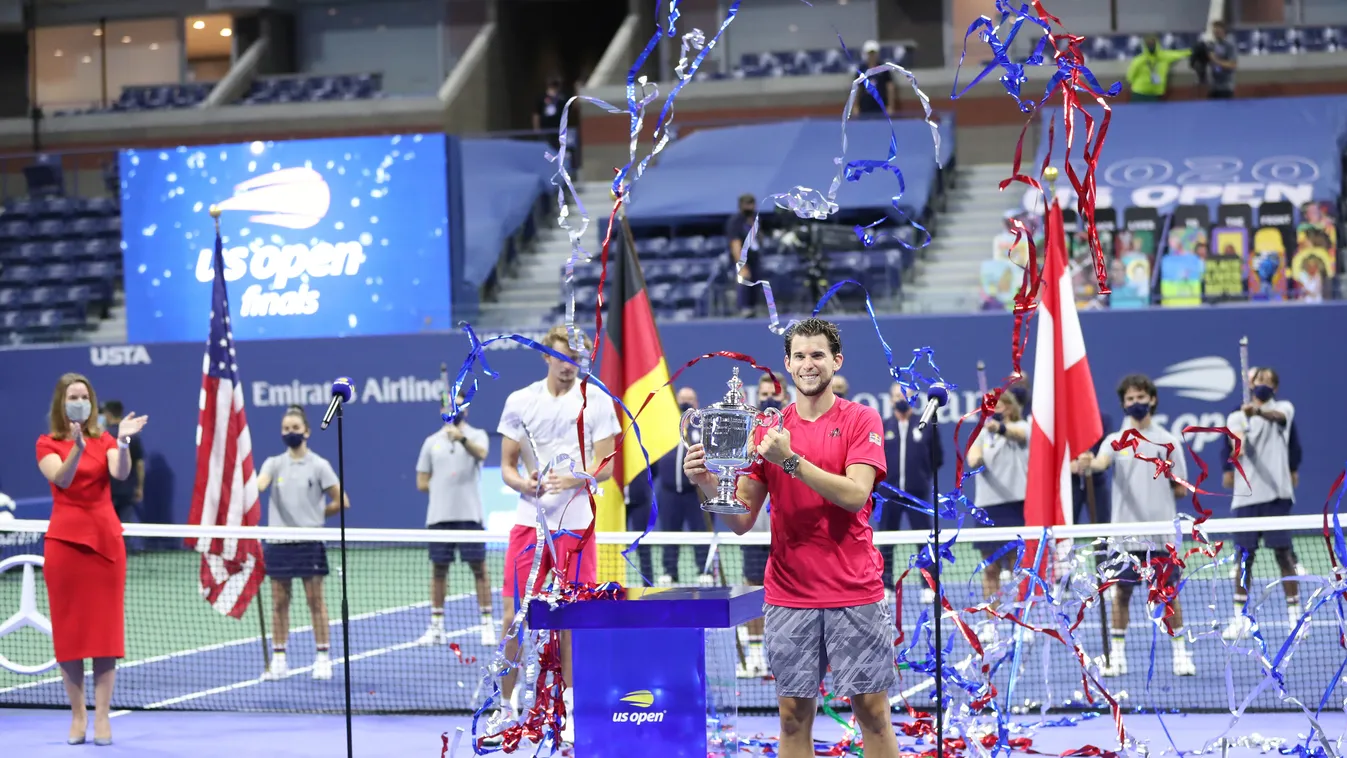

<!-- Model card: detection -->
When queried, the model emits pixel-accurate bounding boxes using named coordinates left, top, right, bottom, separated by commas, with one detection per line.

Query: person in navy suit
left=877, top=383, right=943, bottom=599
left=628, top=387, right=711, bottom=585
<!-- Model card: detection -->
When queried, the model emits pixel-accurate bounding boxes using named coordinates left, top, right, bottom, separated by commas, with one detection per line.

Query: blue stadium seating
left=696, top=43, right=911, bottom=81
left=240, top=74, right=383, bottom=105
left=1083, top=26, right=1347, bottom=61
left=0, top=193, right=122, bottom=343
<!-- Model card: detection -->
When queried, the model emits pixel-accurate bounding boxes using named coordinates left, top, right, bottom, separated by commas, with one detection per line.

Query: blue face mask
left=1124, top=402, right=1151, bottom=421
left=893, top=399, right=910, bottom=414
left=1252, top=384, right=1275, bottom=402
left=760, top=398, right=783, bottom=411
left=679, top=403, right=694, bottom=414
left=282, top=432, right=305, bottom=449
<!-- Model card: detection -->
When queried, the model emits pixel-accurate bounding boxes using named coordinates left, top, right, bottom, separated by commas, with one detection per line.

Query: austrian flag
left=1024, top=200, right=1103, bottom=537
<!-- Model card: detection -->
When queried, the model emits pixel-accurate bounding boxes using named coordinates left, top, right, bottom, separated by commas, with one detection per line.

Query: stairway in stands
left=475, top=182, right=610, bottom=331
left=903, top=163, right=1016, bottom=314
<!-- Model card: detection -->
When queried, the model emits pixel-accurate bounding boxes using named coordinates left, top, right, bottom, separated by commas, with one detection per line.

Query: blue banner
left=1026, top=95, right=1347, bottom=214
left=119, top=133, right=452, bottom=343
left=1, top=303, right=1342, bottom=528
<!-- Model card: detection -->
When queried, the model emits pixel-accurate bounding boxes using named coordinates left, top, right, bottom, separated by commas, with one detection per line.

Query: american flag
left=185, top=222, right=266, bottom=619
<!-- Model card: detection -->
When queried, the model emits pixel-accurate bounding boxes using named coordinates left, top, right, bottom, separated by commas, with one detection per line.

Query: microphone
left=321, top=377, right=355, bottom=430
left=917, top=382, right=949, bottom=432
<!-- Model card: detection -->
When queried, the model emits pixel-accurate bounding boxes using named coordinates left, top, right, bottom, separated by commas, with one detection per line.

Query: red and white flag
left=1024, top=200, right=1103, bottom=554
left=184, top=227, right=266, bottom=619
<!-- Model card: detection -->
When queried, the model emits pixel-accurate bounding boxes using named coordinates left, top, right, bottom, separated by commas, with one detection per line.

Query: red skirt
left=44, top=537, right=126, bottom=662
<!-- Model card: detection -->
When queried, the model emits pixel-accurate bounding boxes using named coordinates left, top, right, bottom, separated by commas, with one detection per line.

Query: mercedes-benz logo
left=0, top=554, right=56, bottom=675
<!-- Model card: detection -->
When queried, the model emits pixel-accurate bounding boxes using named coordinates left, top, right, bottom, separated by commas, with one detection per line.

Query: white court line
left=0, top=594, right=470, bottom=697
left=133, top=624, right=481, bottom=711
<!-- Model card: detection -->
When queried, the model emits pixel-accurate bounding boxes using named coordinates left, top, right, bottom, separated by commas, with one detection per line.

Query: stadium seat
left=0, top=265, right=35, bottom=284
left=241, top=74, right=383, bottom=106
left=0, top=289, right=21, bottom=308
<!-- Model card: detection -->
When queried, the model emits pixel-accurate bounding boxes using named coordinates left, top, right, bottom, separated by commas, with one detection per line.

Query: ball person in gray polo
left=416, top=394, right=495, bottom=646
left=683, top=319, right=900, bottom=758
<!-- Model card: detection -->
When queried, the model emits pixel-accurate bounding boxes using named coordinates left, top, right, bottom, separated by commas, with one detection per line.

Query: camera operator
left=726, top=193, right=761, bottom=318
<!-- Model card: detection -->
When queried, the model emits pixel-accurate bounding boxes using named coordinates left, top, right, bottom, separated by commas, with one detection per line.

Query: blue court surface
left=3, top=709, right=1343, bottom=757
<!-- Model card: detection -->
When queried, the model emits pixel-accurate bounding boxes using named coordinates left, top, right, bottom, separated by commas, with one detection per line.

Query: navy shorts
left=742, top=545, right=769, bottom=584
left=1115, top=551, right=1178, bottom=587
left=1232, top=499, right=1295, bottom=552
left=263, top=541, right=329, bottom=580
left=429, top=521, right=487, bottom=565
left=975, top=501, right=1025, bottom=556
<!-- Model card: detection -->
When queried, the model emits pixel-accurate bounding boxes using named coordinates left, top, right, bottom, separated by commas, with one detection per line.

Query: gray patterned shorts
left=762, top=601, right=897, bottom=699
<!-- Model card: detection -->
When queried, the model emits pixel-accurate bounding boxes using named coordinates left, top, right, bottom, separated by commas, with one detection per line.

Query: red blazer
left=36, top=433, right=123, bottom=560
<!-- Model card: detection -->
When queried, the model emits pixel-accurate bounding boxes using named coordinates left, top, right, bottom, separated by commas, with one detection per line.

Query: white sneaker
left=1289, top=612, right=1310, bottom=641
left=418, top=626, right=447, bottom=645
left=656, top=574, right=674, bottom=588
left=560, top=688, right=575, bottom=744
left=262, top=651, right=288, bottom=680
left=920, top=587, right=937, bottom=605
left=480, top=616, right=497, bottom=646
left=312, top=653, right=333, bottom=680
left=696, top=574, right=715, bottom=587
left=1101, top=654, right=1127, bottom=677
left=1222, top=615, right=1253, bottom=641
left=1171, top=647, right=1196, bottom=677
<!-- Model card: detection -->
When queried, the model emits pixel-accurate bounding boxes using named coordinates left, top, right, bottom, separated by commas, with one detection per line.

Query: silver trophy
left=681, top=367, right=783, bottom=515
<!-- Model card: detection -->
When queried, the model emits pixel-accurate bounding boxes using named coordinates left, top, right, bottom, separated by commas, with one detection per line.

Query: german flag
left=593, top=215, right=681, bottom=584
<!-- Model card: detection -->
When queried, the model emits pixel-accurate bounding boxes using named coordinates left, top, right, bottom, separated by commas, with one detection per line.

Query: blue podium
left=528, top=585, right=765, bottom=757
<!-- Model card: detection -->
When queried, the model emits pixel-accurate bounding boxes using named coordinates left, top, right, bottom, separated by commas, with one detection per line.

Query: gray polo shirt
left=416, top=423, right=489, bottom=526
left=1100, top=422, right=1187, bottom=551
left=971, top=420, right=1030, bottom=508
left=1226, top=400, right=1295, bottom=508
left=261, top=450, right=339, bottom=531
left=1210, top=38, right=1237, bottom=94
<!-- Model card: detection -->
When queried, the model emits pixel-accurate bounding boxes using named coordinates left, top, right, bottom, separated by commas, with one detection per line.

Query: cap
left=862, top=40, right=880, bottom=54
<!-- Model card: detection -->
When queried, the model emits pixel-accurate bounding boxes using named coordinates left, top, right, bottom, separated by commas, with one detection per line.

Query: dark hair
left=101, top=400, right=125, bottom=418
left=1116, top=373, right=1158, bottom=409
left=1254, top=366, right=1279, bottom=388
left=283, top=404, right=310, bottom=431
left=783, top=318, right=842, bottom=357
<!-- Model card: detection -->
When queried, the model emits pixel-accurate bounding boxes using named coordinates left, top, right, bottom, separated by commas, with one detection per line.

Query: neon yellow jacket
left=1126, top=48, right=1190, bottom=97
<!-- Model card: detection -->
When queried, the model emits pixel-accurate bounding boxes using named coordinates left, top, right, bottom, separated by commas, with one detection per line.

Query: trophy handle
left=756, top=406, right=783, bottom=430
left=680, top=407, right=702, bottom=446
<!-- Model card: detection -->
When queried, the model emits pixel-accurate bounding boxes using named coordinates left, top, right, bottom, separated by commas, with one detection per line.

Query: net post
left=336, top=406, right=354, bottom=758
left=929, top=414, right=943, bottom=757
left=1084, top=474, right=1110, bottom=668
left=255, top=593, right=270, bottom=675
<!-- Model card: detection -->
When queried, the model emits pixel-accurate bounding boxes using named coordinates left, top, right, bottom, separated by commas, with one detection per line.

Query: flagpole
left=212, top=203, right=273, bottom=674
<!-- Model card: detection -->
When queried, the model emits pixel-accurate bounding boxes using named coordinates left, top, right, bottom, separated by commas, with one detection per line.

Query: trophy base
left=701, top=499, right=749, bottom=515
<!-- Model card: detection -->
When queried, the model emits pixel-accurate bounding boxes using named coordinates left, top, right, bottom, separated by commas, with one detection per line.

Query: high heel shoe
left=67, top=736, right=86, bottom=745
left=94, top=736, right=113, bottom=747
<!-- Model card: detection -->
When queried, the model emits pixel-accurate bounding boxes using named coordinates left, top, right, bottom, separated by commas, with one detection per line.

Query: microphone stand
left=929, top=415, right=943, bottom=758
left=336, top=404, right=354, bottom=758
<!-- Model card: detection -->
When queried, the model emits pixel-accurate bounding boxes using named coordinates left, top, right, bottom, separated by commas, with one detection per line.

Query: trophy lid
left=723, top=367, right=745, bottom=405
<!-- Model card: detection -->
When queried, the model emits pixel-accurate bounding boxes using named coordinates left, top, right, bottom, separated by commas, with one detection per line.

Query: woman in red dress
left=35, top=372, right=148, bottom=746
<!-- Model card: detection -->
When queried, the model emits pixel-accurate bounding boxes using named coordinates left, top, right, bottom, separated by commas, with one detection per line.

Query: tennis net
left=0, top=514, right=1343, bottom=715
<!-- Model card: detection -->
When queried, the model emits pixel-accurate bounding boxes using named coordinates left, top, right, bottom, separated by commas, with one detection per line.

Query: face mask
left=97, top=414, right=106, bottom=428
left=1252, top=385, right=1275, bottom=402
left=894, top=399, right=910, bottom=414
left=759, top=398, right=783, bottom=411
left=1124, top=402, right=1151, bottom=421
left=991, top=412, right=1004, bottom=425
left=282, top=432, right=306, bottom=449
left=65, top=399, right=91, bottom=423
left=679, top=402, right=694, bottom=414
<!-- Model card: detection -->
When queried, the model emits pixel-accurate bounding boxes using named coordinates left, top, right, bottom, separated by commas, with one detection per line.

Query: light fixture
left=81, top=55, right=92, bottom=63
left=54, top=49, right=63, bottom=57
left=92, top=28, right=103, bottom=37
left=220, top=28, right=232, bottom=37
left=192, top=20, right=205, bottom=30
left=149, top=42, right=160, bottom=51
left=121, top=36, right=131, bottom=43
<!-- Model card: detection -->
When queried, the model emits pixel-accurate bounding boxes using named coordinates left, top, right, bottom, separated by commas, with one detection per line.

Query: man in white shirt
left=1221, top=366, right=1301, bottom=641
left=496, top=325, right=619, bottom=738
left=415, top=394, right=493, bottom=647
left=1075, top=374, right=1194, bottom=678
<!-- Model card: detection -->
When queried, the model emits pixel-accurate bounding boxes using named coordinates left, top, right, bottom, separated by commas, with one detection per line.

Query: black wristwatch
left=781, top=454, right=802, bottom=478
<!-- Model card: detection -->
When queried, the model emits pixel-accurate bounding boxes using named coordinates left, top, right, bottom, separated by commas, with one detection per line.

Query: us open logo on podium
left=611, top=689, right=667, bottom=724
